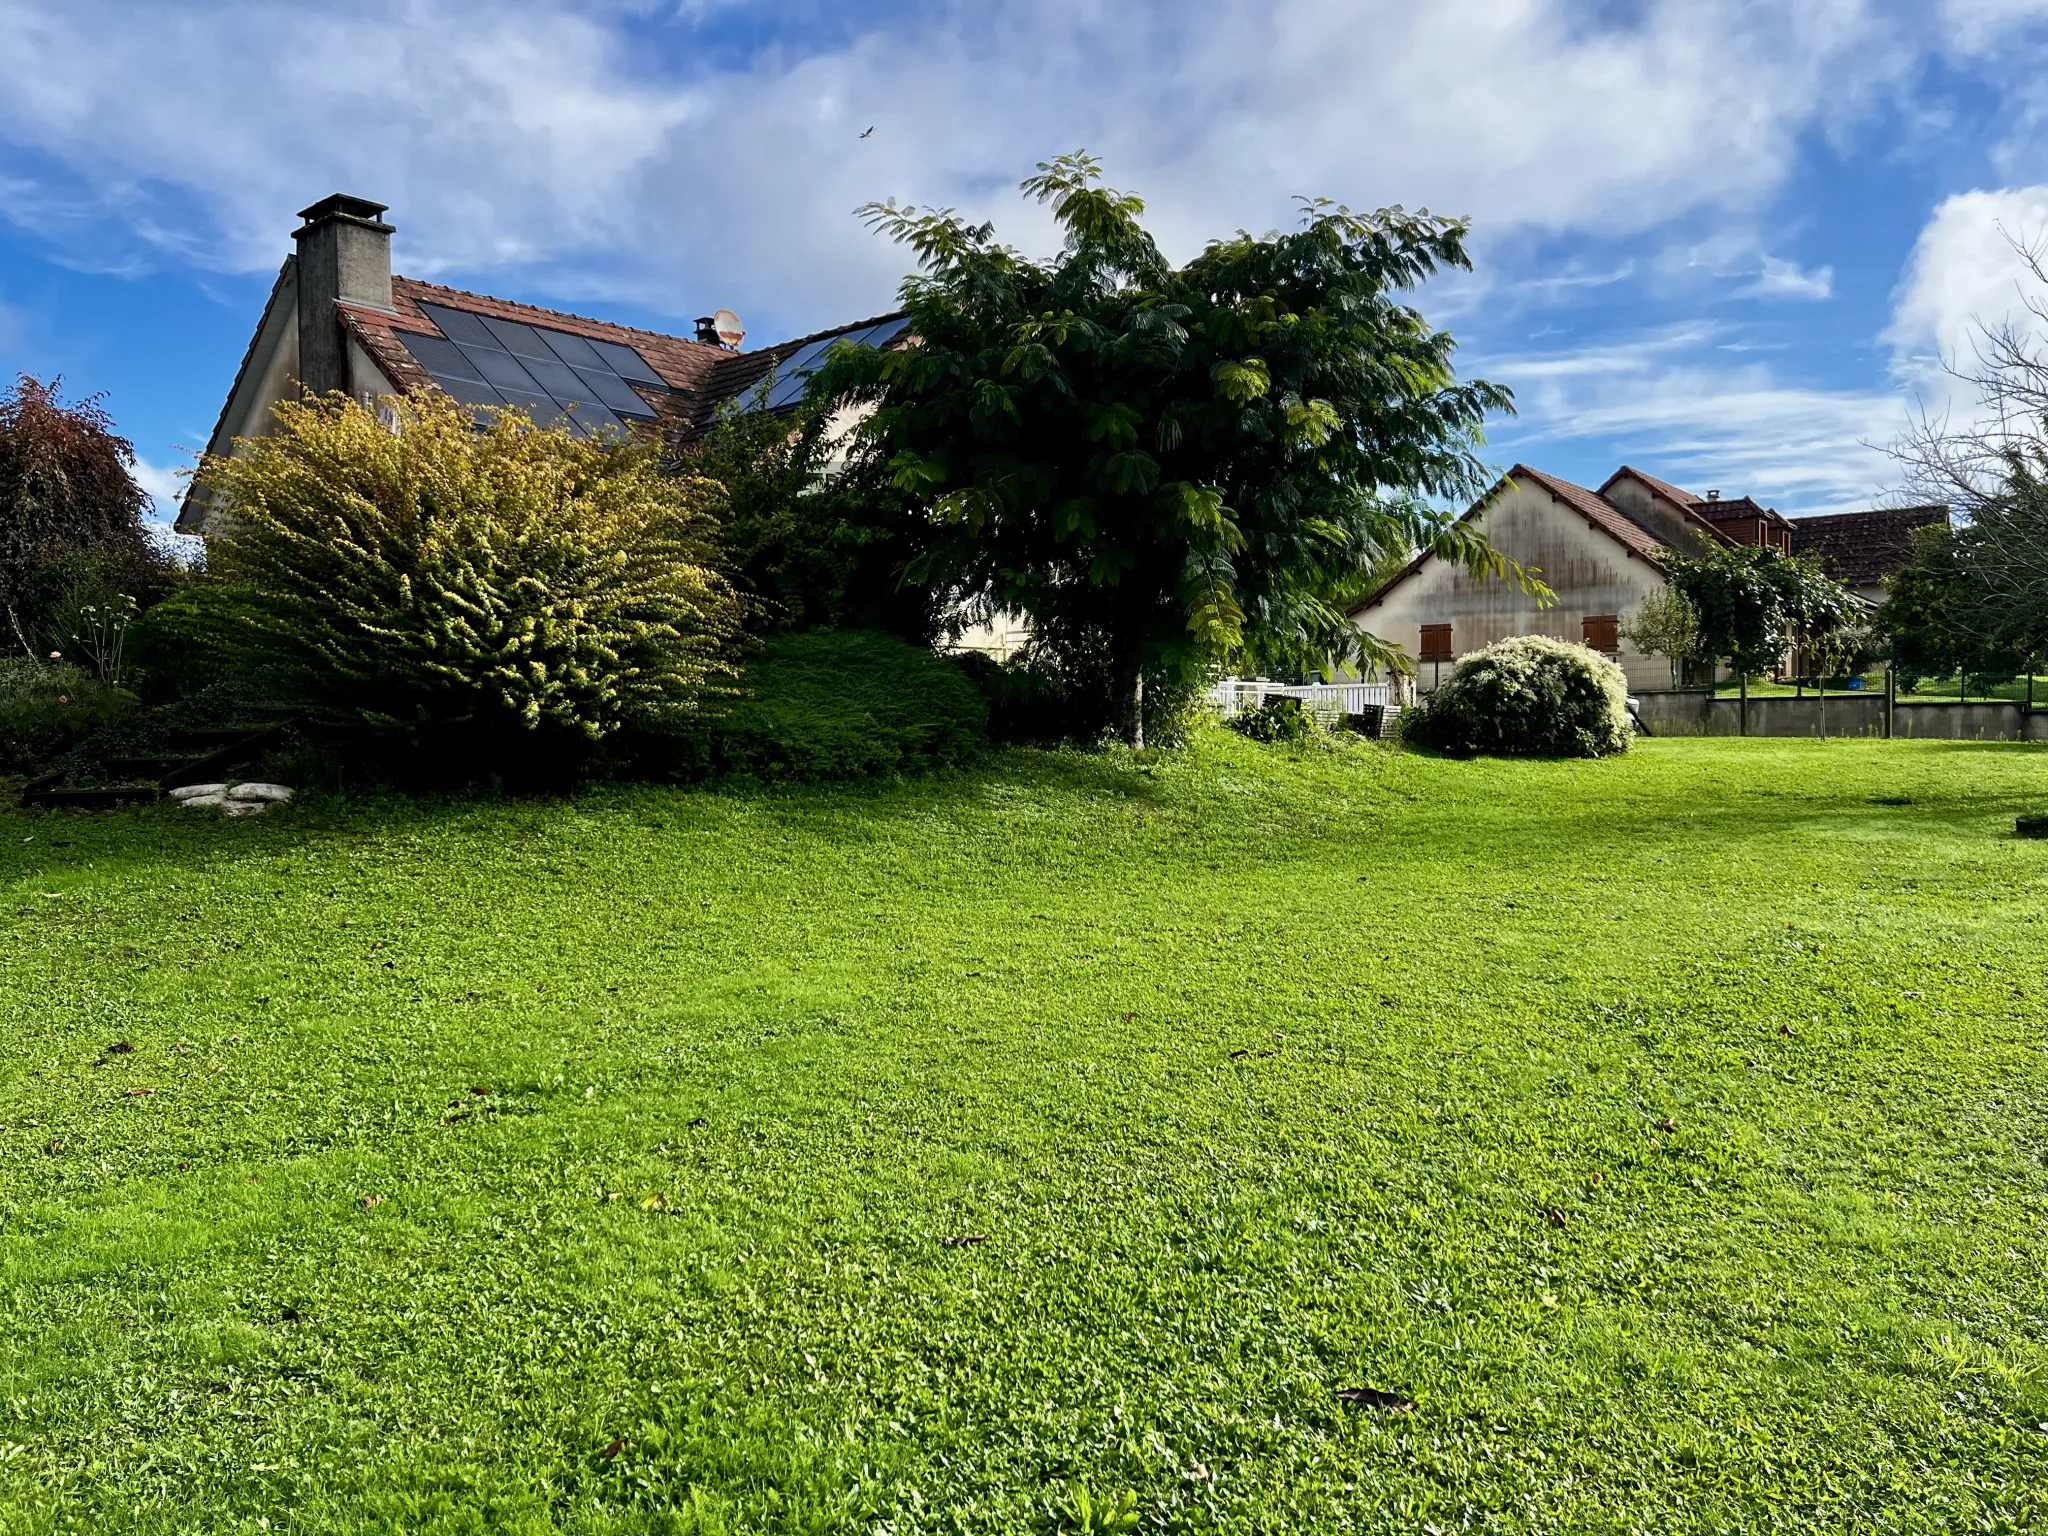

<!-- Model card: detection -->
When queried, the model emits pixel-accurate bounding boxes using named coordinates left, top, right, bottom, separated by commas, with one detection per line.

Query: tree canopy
left=0, top=375, right=167, bottom=657
left=808, top=153, right=1535, bottom=739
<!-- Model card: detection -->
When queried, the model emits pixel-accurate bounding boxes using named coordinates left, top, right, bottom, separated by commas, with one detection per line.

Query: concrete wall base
left=1633, top=691, right=2048, bottom=741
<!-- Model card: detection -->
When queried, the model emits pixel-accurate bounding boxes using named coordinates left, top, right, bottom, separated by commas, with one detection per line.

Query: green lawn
left=5, top=734, right=2047, bottom=1533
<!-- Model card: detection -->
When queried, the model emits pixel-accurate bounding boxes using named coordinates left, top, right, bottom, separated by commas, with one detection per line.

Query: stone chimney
left=294, top=194, right=394, bottom=397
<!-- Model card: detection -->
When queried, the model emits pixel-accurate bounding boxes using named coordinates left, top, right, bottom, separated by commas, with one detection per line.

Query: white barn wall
left=1352, top=480, right=1678, bottom=692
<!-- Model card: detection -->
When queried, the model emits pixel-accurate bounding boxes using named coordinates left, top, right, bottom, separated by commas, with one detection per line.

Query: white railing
left=1207, top=678, right=1401, bottom=733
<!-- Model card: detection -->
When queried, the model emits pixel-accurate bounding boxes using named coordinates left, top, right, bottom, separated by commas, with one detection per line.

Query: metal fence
left=1206, top=679, right=1402, bottom=735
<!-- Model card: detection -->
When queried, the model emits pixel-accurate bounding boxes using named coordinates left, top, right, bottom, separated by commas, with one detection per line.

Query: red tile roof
left=1790, top=505, right=1949, bottom=587
left=1687, top=493, right=1792, bottom=530
left=1608, top=464, right=1698, bottom=509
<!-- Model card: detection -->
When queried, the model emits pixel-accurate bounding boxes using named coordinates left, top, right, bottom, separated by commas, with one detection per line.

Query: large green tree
left=1878, top=521, right=2029, bottom=685
left=680, top=392, right=942, bottom=642
left=809, top=153, right=1534, bottom=741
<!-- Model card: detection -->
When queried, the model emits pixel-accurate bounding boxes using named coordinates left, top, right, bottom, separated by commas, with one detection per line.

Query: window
left=1582, top=614, right=1619, bottom=653
left=1419, top=624, right=1452, bottom=661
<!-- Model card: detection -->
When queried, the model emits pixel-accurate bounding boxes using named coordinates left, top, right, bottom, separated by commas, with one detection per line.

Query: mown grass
left=3, top=733, right=2046, bottom=1533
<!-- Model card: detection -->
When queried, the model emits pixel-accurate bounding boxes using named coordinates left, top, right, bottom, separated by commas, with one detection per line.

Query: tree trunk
left=1110, top=626, right=1146, bottom=747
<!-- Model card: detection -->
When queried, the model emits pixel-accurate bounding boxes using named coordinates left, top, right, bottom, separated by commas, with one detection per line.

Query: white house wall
left=345, top=336, right=396, bottom=408
left=226, top=280, right=301, bottom=451
left=1354, top=481, right=1678, bottom=692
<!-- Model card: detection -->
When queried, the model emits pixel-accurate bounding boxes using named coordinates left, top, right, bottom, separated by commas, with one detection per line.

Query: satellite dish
left=713, top=308, right=746, bottom=349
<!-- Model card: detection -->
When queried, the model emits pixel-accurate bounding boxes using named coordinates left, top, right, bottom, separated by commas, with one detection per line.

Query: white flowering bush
left=1403, top=634, right=1632, bottom=757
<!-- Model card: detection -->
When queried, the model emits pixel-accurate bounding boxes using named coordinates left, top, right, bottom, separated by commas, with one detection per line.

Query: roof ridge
left=1604, top=463, right=1699, bottom=507
left=393, top=275, right=730, bottom=356
left=757, top=310, right=911, bottom=357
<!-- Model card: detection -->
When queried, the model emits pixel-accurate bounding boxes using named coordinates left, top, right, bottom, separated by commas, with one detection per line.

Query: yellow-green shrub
left=197, top=393, right=742, bottom=767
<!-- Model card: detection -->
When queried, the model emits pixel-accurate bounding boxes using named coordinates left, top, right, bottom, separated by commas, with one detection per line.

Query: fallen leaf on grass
left=640, top=1194, right=666, bottom=1211
left=44, top=1139, right=62, bottom=1156
left=1120, top=1011, right=1137, bottom=1021
left=125, top=1087, right=155, bottom=1098
left=1778, top=1024, right=1799, bottom=1037
left=470, top=1086, right=489, bottom=1097
left=1655, top=1117, right=1678, bottom=1134
left=1334, top=1386, right=1414, bottom=1412
left=1545, top=1207, right=1567, bottom=1228
left=359, top=1194, right=385, bottom=1210
left=942, top=1234, right=990, bottom=1247
left=599, top=1438, right=624, bottom=1461
left=1541, top=1290, right=1559, bottom=1309
left=107, top=1041, right=135, bottom=1055
left=1229, top=1049, right=1250, bottom=1060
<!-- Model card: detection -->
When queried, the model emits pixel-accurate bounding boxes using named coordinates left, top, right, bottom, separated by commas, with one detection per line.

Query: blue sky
left=6, top=0, right=2048, bottom=529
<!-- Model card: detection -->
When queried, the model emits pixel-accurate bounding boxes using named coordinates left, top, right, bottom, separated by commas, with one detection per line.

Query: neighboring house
left=1350, top=464, right=1944, bottom=692
left=177, top=194, right=904, bottom=533
left=1789, top=505, right=1949, bottom=606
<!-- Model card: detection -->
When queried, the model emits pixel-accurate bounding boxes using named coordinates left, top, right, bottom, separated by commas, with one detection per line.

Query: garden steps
left=19, top=721, right=289, bottom=810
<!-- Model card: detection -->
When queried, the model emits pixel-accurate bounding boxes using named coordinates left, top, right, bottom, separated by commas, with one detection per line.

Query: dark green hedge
left=0, top=660, right=133, bottom=774
left=650, top=630, right=987, bottom=781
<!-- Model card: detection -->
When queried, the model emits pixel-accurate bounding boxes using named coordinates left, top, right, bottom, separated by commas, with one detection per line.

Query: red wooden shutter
left=1582, top=615, right=1619, bottom=653
left=1419, top=624, right=1452, bottom=661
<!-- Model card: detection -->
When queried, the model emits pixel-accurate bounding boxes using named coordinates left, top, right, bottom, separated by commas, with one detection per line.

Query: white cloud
left=1739, top=256, right=1835, bottom=301
left=1486, top=328, right=1907, bottom=514
left=1940, top=0, right=2048, bottom=54
left=0, top=0, right=1913, bottom=338
left=1884, top=185, right=2048, bottom=407
left=1491, top=182, right=2048, bottom=517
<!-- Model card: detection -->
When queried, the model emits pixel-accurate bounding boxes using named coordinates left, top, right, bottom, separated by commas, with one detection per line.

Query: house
left=1789, top=505, right=1949, bottom=606
left=1350, top=464, right=1944, bottom=692
left=176, top=194, right=903, bottom=532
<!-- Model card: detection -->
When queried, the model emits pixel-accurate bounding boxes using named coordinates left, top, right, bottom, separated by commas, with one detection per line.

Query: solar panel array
left=398, top=303, right=911, bottom=432
left=399, top=303, right=672, bottom=436
left=754, top=317, right=911, bottom=411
